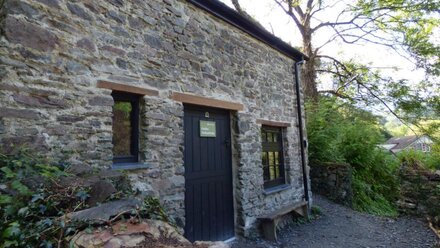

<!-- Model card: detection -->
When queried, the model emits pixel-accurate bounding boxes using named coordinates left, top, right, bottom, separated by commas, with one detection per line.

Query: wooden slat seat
left=258, top=201, right=309, bottom=241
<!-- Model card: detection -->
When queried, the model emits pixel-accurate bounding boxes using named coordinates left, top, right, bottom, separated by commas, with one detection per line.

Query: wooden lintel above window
left=97, top=80, right=159, bottom=96
left=170, top=92, right=244, bottom=111
left=257, top=119, right=291, bottom=127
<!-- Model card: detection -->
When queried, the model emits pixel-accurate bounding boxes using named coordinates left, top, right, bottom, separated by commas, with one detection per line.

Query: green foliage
left=307, top=97, right=400, bottom=216
left=311, top=205, right=322, bottom=216
left=0, top=150, right=174, bottom=247
left=0, top=150, right=87, bottom=248
left=139, top=197, right=170, bottom=223
left=397, top=147, right=440, bottom=170
left=354, top=0, right=440, bottom=76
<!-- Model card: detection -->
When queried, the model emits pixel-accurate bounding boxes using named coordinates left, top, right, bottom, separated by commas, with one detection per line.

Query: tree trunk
left=301, top=30, right=318, bottom=102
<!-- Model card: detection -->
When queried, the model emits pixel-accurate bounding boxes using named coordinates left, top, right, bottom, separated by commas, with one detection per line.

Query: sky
left=220, top=0, right=429, bottom=91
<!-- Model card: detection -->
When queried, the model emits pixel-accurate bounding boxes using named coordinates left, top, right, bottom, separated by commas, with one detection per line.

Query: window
left=112, top=92, right=140, bottom=164
left=261, top=126, right=285, bottom=188
left=421, top=143, right=431, bottom=152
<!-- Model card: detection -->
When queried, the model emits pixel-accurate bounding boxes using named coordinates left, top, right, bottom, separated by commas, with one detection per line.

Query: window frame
left=111, top=91, right=140, bottom=164
left=261, top=125, right=286, bottom=189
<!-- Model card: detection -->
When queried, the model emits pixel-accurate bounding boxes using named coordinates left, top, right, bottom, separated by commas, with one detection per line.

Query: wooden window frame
left=261, top=125, right=286, bottom=189
left=111, top=91, right=140, bottom=164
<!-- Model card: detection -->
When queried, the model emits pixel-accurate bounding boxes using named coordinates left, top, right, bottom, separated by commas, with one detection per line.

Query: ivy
left=0, top=149, right=173, bottom=247
left=0, top=150, right=87, bottom=247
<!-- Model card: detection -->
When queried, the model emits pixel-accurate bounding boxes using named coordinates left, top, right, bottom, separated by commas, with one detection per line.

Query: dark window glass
left=112, top=92, right=140, bottom=164
left=261, top=126, right=285, bottom=188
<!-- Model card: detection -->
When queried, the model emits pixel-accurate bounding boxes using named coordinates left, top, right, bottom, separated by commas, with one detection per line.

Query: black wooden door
left=184, top=105, right=234, bottom=242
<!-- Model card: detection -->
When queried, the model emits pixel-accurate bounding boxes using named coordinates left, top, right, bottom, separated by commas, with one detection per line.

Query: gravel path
left=231, top=195, right=438, bottom=248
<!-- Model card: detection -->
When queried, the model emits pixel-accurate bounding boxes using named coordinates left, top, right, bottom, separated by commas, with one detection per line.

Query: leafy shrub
left=0, top=150, right=88, bottom=247
left=139, top=197, right=171, bottom=223
left=0, top=150, right=173, bottom=247
left=307, top=97, right=399, bottom=216
left=0, top=150, right=96, bottom=247
left=397, top=145, right=440, bottom=170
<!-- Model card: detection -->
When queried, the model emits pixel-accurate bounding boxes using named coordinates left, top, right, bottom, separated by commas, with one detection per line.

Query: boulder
left=87, top=180, right=117, bottom=207
left=194, top=241, right=231, bottom=248
left=70, top=219, right=230, bottom=248
left=68, top=199, right=141, bottom=223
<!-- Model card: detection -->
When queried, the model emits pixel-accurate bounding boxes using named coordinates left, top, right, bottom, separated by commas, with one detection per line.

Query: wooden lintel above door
left=97, top=80, right=159, bottom=96
left=170, top=92, right=244, bottom=111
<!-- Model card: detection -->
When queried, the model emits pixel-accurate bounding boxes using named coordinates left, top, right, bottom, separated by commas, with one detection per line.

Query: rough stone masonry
left=0, top=0, right=311, bottom=237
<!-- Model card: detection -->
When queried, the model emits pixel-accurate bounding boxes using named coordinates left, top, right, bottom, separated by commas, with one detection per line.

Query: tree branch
left=273, top=0, right=305, bottom=36
left=231, top=0, right=267, bottom=30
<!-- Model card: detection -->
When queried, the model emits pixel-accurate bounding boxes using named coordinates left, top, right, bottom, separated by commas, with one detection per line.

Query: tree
left=228, top=0, right=439, bottom=135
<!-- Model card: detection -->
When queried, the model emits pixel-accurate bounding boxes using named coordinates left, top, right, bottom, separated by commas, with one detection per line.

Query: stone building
left=0, top=0, right=311, bottom=241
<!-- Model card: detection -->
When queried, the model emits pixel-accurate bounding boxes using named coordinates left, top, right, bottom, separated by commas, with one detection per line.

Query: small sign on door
left=200, top=120, right=216, bottom=137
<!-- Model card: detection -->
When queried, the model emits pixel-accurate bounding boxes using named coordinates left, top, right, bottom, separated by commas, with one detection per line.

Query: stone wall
left=310, top=162, right=353, bottom=207
left=398, top=163, right=440, bottom=226
left=0, top=0, right=310, bottom=236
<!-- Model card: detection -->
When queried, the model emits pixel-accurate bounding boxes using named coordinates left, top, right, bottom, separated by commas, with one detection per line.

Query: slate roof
left=385, top=135, right=419, bottom=150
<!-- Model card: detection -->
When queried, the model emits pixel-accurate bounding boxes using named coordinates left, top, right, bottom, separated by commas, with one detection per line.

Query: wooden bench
left=258, top=201, right=309, bottom=241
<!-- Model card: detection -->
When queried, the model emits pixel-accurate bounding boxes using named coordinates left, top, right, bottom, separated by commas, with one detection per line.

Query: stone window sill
left=111, top=162, right=150, bottom=171
left=263, top=184, right=291, bottom=195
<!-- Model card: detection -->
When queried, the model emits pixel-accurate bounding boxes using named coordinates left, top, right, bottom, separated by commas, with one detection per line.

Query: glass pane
left=275, top=152, right=279, bottom=165
left=263, top=167, right=269, bottom=181
left=268, top=152, right=274, bottom=166
left=112, top=101, right=133, bottom=157
left=275, top=165, right=280, bottom=178
left=267, top=132, right=273, bottom=143
left=273, top=132, right=278, bottom=142
left=269, top=166, right=275, bottom=180
left=262, top=152, right=268, bottom=166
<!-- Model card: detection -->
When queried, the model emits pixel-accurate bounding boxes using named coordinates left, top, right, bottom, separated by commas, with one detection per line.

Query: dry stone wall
left=310, top=162, right=353, bottom=207
left=0, top=0, right=310, bottom=236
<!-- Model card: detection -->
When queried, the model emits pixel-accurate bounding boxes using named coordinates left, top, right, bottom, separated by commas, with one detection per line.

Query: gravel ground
left=231, top=195, right=438, bottom=248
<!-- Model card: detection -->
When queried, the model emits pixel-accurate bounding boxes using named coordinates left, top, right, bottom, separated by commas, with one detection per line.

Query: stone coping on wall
left=169, top=92, right=244, bottom=111
left=97, top=80, right=159, bottom=96
left=256, top=119, right=291, bottom=127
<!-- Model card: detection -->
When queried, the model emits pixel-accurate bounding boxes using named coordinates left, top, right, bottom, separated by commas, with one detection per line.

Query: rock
left=107, top=0, right=124, bottom=7
left=36, top=0, right=60, bottom=8
left=1, top=135, right=48, bottom=154
left=397, top=200, right=417, bottom=209
left=57, top=115, right=85, bottom=123
left=4, top=0, right=39, bottom=18
left=144, top=34, right=163, bottom=49
left=150, top=219, right=191, bottom=245
left=22, top=175, right=47, bottom=188
left=194, top=241, right=231, bottom=248
left=115, top=58, right=128, bottom=69
left=0, top=57, right=27, bottom=68
left=169, top=175, right=185, bottom=187
left=71, top=219, right=197, bottom=248
left=128, top=16, right=147, bottom=30
left=72, top=229, right=114, bottom=247
left=88, top=96, right=114, bottom=106
left=0, top=107, right=40, bottom=119
left=106, top=10, right=126, bottom=24
left=65, top=60, right=90, bottom=74
left=101, top=45, right=125, bottom=56
left=67, top=3, right=93, bottom=21
left=87, top=180, right=117, bottom=207
left=66, top=164, right=94, bottom=176
left=3, top=16, right=59, bottom=52
left=69, top=199, right=142, bottom=222
left=13, top=93, right=68, bottom=108
left=131, top=180, right=158, bottom=197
